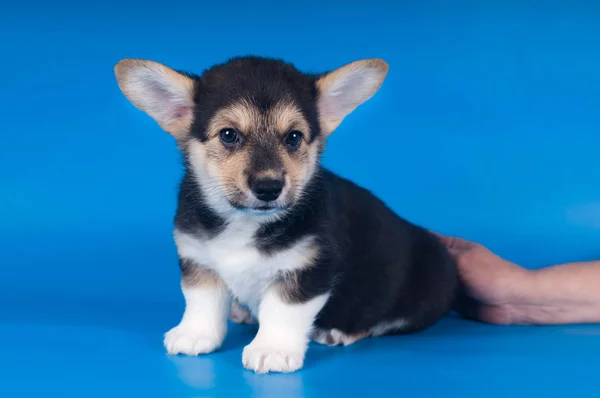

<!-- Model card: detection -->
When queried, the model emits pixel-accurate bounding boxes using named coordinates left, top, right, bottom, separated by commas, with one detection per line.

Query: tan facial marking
left=197, top=99, right=318, bottom=208
left=185, top=138, right=249, bottom=215
left=269, top=102, right=315, bottom=187
left=205, top=99, right=260, bottom=139
left=202, top=101, right=259, bottom=196
left=206, top=100, right=310, bottom=139
left=269, top=101, right=311, bottom=136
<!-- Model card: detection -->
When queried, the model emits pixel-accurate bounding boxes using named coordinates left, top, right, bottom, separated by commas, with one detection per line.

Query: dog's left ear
left=316, top=59, right=389, bottom=136
left=114, top=58, right=196, bottom=139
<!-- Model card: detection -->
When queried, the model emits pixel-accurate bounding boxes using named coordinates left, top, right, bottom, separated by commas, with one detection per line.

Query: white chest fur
left=174, top=220, right=315, bottom=315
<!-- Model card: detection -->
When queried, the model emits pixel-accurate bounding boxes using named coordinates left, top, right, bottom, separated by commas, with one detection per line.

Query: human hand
left=434, top=233, right=532, bottom=325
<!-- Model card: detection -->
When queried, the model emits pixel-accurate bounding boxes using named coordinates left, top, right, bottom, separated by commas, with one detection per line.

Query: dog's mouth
left=226, top=188, right=295, bottom=216
left=238, top=205, right=284, bottom=215
left=252, top=205, right=278, bottom=211
left=229, top=201, right=286, bottom=216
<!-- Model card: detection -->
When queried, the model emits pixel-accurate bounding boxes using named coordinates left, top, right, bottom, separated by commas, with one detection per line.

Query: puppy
left=114, top=56, right=458, bottom=373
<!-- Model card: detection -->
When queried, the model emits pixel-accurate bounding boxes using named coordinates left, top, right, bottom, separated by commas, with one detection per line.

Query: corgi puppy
left=114, top=56, right=458, bottom=374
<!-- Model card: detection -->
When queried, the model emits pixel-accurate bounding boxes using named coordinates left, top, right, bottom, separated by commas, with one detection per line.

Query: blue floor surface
left=2, top=296, right=600, bottom=397
left=2, top=1, right=600, bottom=397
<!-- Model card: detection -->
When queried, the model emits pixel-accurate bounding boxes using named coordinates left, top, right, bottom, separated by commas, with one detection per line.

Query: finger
left=448, top=248, right=463, bottom=256
left=449, top=236, right=477, bottom=251
left=430, top=231, right=455, bottom=247
left=430, top=231, right=472, bottom=251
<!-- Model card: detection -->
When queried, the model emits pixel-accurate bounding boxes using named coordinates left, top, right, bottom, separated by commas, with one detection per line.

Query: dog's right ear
left=114, top=58, right=195, bottom=139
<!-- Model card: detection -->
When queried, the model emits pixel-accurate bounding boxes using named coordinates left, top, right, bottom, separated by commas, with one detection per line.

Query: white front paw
left=164, top=324, right=223, bottom=356
left=242, top=341, right=305, bottom=373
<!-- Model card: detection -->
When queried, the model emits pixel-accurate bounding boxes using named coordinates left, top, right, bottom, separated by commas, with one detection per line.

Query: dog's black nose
left=249, top=176, right=284, bottom=202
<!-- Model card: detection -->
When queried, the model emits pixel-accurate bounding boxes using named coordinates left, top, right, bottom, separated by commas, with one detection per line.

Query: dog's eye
left=284, top=130, right=303, bottom=148
left=219, top=128, right=238, bottom=145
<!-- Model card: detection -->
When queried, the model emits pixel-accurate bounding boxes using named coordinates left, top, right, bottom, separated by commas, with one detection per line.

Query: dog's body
left=115, top=55, right=458, bottom=373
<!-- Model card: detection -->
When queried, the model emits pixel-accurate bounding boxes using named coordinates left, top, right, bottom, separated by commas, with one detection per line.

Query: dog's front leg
left=164, top=259, right=231, bottom=356
left=242, top=285, right=329, bottom=373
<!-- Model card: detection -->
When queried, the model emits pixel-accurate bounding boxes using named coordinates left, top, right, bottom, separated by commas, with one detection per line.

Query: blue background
left=1, top=0, right=599, bottom=396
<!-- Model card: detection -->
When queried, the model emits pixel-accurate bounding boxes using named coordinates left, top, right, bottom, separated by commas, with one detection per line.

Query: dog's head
left=114, top=56, right=388, bottom=217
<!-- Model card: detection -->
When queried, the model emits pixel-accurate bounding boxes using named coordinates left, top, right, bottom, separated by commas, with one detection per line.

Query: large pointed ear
left=114, top=58, right=196, bottom=138
left=316, top=59, right=389, bottom=135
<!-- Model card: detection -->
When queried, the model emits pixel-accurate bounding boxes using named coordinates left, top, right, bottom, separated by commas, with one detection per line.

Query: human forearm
left=510, top=261, right=600, bottom=325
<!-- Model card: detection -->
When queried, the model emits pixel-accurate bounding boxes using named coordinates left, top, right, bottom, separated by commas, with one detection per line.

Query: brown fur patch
left=205, top=100, right=310, bottom=139
left=275, top=240, right=321, bottom=304
left=271, top=102, right=319, bottom=190
left=180, top=258, right=227, bottom=289
left=204, top=99, right=260, bottom=139
left=268, top=101, right=311, bottom=136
